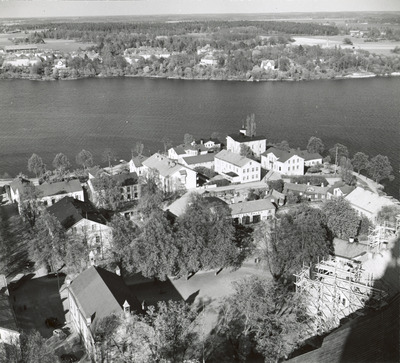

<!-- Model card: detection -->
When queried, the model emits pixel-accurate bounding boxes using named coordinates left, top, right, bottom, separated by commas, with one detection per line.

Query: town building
left=260, top=59, right=275, bottom=71
left=67, top=266, right=141, bottom=360
left=298, top=150, right=323, bottom=167
left=344, top=187, right=400, bottom=222
left=200, top=56, right=218, bottom=66
left=261, top=147, right=305, bottom=175
left=87, top=172, right=141, bottom=207
left=180, top=153, right=215, bottom=170
left=226, top=130, right=267, bottom=157
left=230, top=198, right=276, bottom=224
left=195, top=138, right=222, bottom=150
left=283, top=182, right=330, bottom=201
left=129, top=155, right=148, bottom=176
left=4, top=45, right=38, bottom=53
left=168, top=143, right=209, bottom=161
left=214, top=150, right=261, bottom=184
left=7, top=177, right=32, bottom=206
left=36, top=179, right=84, bottom=206
left=142, top=153, right=198, bottom=193
left=327, top=181, right=356, bottom=199
left=47, top=197, right=112, bottom=257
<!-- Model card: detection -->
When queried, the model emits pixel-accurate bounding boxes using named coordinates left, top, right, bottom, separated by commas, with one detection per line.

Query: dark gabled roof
left=182, top=153, right=215, bottom=165
left=130, top=155, right=148, bottom=168
left=227, top=133, right=267, bottom=143
left=47, top=196, right=107, bottom=229
left=298, top=150, right=323, bottom=161
left=69, top=266, right=141, bottom=333
left=288, top=293, right=400, bottom=363
left=9, top=177, right=32, bottom=194
left=36, top=179, right=82, bottom=198
left=262, top=147, right=303, bottom=163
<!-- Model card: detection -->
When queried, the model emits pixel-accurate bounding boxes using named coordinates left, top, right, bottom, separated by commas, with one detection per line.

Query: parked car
left=60, top=353, right=78, bottom=362
left=53, top=329, right=67, bottom=340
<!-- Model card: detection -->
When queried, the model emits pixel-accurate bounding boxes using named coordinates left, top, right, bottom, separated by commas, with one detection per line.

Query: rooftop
left=333, top=238, right=368, bottom=260
left=0, top=293, right=18, bottom=332
left=263, top=147, right=304, bottom=163
left=36, top=179, right=82, bottom=198
left=68, top=266, right=141, bottom=333
left=227, top=133, right=267, bottom=143
left=47, top=196, right=108, bottom=229
left=230, top=198, right=275, bottom=215
left=143, top=153, right=191, bottom=178
left=215, top=149, right=258, bottom=168
left=130, top=155, right=148, bottom=168
left=182, top=153, right=215, bottom=165
left=298, top=149, right=323, bottom=161
left=284, top=182, right=329, bottom=194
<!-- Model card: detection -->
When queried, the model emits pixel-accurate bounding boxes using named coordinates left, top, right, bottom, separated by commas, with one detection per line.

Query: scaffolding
left=295, top=258, right=388, bottom=334
left=367, top=221, right=397, bottom=254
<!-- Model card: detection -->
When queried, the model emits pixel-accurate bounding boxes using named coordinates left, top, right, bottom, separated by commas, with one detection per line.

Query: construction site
left=295, top=215, right=400, bottom=334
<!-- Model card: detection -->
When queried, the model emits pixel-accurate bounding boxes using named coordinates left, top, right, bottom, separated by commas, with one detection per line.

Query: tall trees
left=245, top=113, right=256, bottom=137
left=239, top=144, right=253, bottom=158
left=52, top=153, right=70, bottom=175
left=275, top=140, right=290, bottom=151
left=20, top=330, right=59, bottom=363
left=27, top=153, right=45, bottom=178
left=216, top=277, right=309, bottom=362
left=367, top=154, right=394, bottom=183
left=176, top=194, right=239, bottom=275
left=183, top=133, right=194, bottom=146
left=76, top=149, right=94, bottom=170
left=352, top=152, right=369, bottom=174
left=323, top=197, right=360, bottom=239
left=102, top=148, right=117, bottom=169
left=92, top=173, right=121, bottom=210
left=340, top=157, right=355, bottom=185
left=306, top=136, right=324, bottom=154
left=329, top=143, right=349, bottom=165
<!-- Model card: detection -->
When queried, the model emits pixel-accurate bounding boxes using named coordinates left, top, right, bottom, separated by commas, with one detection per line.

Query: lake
left=1, top=77, right=399, bottom=198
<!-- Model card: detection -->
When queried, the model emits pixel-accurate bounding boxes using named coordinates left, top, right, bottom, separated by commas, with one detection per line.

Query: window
left=43, top=200, right=48, bottom=206
left=127, top=186, right=130, bottom=192
left=134, top=193, right=138, bottom=198
left=127, top=194, right=131, bottom=199
left=96, top=236, right=100, bottom=244
left=120, top=188, right=124, bottom=193
left=92, top=225, right=96, bottom=231
left=288, top=167, right=290, bottom=171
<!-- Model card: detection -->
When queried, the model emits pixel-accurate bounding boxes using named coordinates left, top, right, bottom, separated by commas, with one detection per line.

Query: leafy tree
left=19, top=183, right=42, bottom=228
left=102, top=148, right=117, bottom=169
left=245, top=113, right=256, bottom=137
left=275, top=140, right=290, bottom=151
left=137, top=170, right=165, bottom=217
left=246, top=188, right=267, bottom=201
left=267, top=179, right=284, bottom=193
left=352, top=152, right=369, bottom=174
left=343, top=37, right=353, bottom=45
left=340, top=157, right=356, bottom=185
left=92, top=173, right=121, bottom=211
left=108, top=215, right=140, bottom=272
left=27, top=153, right=45, bottom=178
left=76, top=149, right=94, bottom=170
left=52, top=152, right=70, bottom=175
left=135, top=141, right=144, bottom=157
left=95, top=301, right=199, bottom=363
left=377, top=205, right=400, bottom=225
left=216, top=277, right=309, bottom=362
left=64, top=234, right=89, bottom=274
left=240, top=144, right=253, bottom=158
left=329, top=143, right=349, bottom=166
left=323, top=197, right=360, bottom=239
left=367, top=154, right=394, bottom=183
left=306, top=136, right=324, bottom=154
left=20, top=330, right=59, bottom=363
left=134, top=210, right=179, bottom=280
left=193, top=166, right=217, bottom=179
left=256, top=206, right=331, bottom=281
left=176, top=194, right=239, bottom=276
left=183, top=133, right=194, bottom=146
left=161, top=136, right=173, bottom=154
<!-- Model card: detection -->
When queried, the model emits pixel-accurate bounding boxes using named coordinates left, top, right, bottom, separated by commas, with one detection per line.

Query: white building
left=129, top=156, right=148, bottom=176
left=214, top=150, right=261, bottom=184
left=261, top=147, right=305, bottom=175
left=298, top=150, right=323, bottom=167
left=36, top=179, right=84, bottom=206
left=168, top=143, right=209, bottom=161
left=142, top=153, right=198, bottom=193
left=230, top=198, right=276, bottom=224
left=48, top=197, right=113, bottom=257
left=180, top=153, right=215, bottom=170
left=226, top=131, right=267, bottom=157
left=260, top=59, right=275, bottom=71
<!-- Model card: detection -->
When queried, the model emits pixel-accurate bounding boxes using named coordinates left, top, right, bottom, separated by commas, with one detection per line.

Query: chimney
left=321, top=182, right=324, bottom=187
left=123, top=300, right=130, bottom=316
left=86, top=317, right=92, bottom=326
left=115, top=266, right=121, bottom=276
left=307, top=182, right=310, bottom=185
left=239, top=126, right=247, bottom=136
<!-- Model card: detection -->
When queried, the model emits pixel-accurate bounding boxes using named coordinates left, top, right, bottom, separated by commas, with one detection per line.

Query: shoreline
left=2, top=71, right=400, bottom=83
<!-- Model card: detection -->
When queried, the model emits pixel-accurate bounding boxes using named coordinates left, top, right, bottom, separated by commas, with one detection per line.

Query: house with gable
left=283, top=182, right=330, bottom=201
left=226, top=129, right=267, bottom=157
left=261, top=147, right=305, bottom=175
left=142, top=153, right=198, bottom=193
left=67, top=266, right=141, bottom=360
left=260, top=59, right=275, bottom=71
left=230, top=198, right=276, bottom=225
left=6, top=176, right=33, bottom=206
left=327, top=181, right=356, bottom=199
left=298, top=150, right=323, bottom=167
left=129, top=155, right=148, bottom=176
left=36, top=179, right=84, bottom=206
left=180, top=153, right=215, bottom=170
left=195, top=138, right=222, bottom=150
left=214, top=150, right=261, bottom=184
left=47, top=196, right=112, bottom=257
left=168, top=142, right=209, bottom=161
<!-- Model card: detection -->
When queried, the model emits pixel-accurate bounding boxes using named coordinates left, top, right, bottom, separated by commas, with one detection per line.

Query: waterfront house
left=260, top=60, right=275, bottom=71
left=261, top=147, right=305, bottom=176
left=298, top=150, right=323, bottom=167
left=215, top=150, right=261, bottom=184
left=142, top=153, right=198, bottom=193
left=36, top=179, right=84, bottom=206
left=48, top=197, right=112, bottom=258
left=226, top=130, right=267, bottom=157
left=200, top=56, right=218, bottom=66
left=129, top=155, right=148, bottom=176
left=67, top=266, right=141, bottom=361
left=4, top=45, right=38, bottom=53
left=344, top=187, right=400, bottom=222
left=168, top=143, right=209, bottom=161
left=88, top=172, right=141, bottom=207
left=7, top=177, right=33, bottom=206
left=230, top=198, right=276, bottom=225
left=283, top=182, right=330, bottom=201
left=327, top=181, right=356, bottom=199
left=195, top=138, right=222, bottom=150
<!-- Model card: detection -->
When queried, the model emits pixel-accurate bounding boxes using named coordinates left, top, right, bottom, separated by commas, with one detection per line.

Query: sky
left=1, top=0, right=399, bottom=19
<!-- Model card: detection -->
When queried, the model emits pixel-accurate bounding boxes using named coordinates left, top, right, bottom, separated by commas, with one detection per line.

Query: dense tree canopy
left=76, top=149, right=94, bottom=169
left=52, top=152, right=70, bottom=175
left=329, top=143, right=349, bottom=165
left=27, top=153, right=45, bottom=178
left=352, top=152, right=369, bottom=174
left=367, top=154, right=394, bottom=183
left=306, top=136, right=324, bottom=154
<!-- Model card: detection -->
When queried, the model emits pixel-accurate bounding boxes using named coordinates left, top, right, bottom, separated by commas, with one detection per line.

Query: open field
left=292, top=35, right=400, bottom=56
left=0, top=33, right=94, bottom=52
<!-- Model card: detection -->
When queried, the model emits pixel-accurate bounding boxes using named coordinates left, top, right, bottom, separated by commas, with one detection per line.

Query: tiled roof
left=172, top=146, right=186, bottom=155
left=47, top=196, right=107, bottom=229
left=298, top=150, right=323, bottom=161
left=230, top=199, right=275, bottom=215
left=263, top=147, right=303, bottom=163
left=69, top=266, right=141, bottom=333
left=227, top=133, right=267, bottom=143
left=36, top=180, right=82, bottom=198
left=182, top=153, right=215, bottom=165
left=288, top=293, right=400, bottom=363
left=143, top=153, right=191, bottom=178
left=130, top=155, right=148, bottom=168
left=215, top=149, right=258, bottom=168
